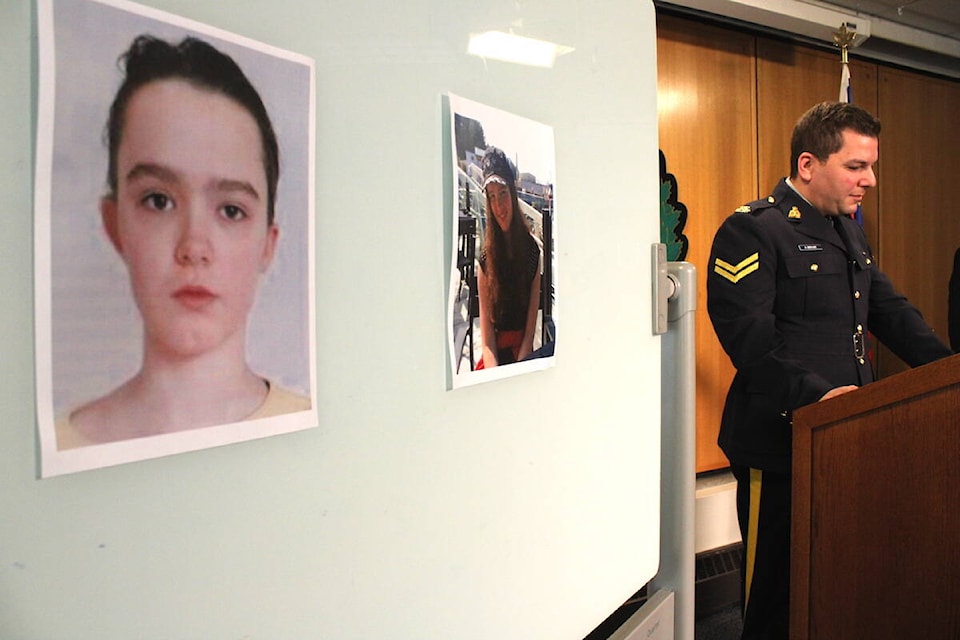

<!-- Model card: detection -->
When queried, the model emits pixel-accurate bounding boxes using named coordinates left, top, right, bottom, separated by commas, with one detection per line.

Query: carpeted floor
left=695, top=603, right=742, bottom=640
left=584, top=589, right=743, bottom=640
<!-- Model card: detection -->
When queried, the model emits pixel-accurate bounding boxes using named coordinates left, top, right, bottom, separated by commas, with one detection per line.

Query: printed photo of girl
left=36, top=0, right=316, bottom=476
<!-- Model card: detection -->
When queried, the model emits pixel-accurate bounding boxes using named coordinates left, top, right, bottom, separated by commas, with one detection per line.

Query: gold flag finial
left=833, top=23, right=857, bottom=64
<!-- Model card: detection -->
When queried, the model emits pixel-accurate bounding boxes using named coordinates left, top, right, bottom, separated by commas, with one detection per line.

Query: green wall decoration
left=659, top=150, right=689, bottom=262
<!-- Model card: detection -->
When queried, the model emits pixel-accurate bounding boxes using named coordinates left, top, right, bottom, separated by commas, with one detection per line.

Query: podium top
left=793, top=352, right=960, bottom=431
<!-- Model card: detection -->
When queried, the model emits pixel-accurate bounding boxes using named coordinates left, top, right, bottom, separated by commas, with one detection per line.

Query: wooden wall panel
left=876, top=68, right=960, bottom=376
left=757, top=39, right=879, bottom=251
left=656, top=14, right=757, bottom=472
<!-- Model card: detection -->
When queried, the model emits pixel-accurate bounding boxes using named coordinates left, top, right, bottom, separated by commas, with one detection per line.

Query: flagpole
left=833, top=22, right=871, bottom=362
left=834, top=23, right=856, bottom=104
left=833, top=22, right=861, bottom=222
left=833, top=22, right=857, bottom=65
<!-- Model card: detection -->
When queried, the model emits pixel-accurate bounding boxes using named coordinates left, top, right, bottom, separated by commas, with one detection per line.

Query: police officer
left=706, top=101, right=952, bottom=639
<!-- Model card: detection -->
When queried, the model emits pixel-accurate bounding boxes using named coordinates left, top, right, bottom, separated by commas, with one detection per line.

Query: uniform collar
left=773, top=179, right=844, bottom=249
left=784, top=177, right=814, bottom=207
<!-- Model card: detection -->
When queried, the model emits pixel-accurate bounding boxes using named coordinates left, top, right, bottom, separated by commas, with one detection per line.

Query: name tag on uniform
left=798, top=244, right=823, bottom=252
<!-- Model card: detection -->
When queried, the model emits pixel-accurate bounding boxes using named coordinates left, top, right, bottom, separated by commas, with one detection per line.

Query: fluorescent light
left=468, top=31, right=573, bottom=68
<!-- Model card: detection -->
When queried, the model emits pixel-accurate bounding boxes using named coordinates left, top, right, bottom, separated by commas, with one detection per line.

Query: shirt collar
left=784, top=177, right=814, bottom=208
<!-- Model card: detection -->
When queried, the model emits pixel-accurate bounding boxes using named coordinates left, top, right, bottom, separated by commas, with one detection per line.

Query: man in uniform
left=706, top=101, right=952, bottom=639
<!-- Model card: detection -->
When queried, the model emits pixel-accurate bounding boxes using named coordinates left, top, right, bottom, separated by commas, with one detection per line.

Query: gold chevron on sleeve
left=714, top=252, right=759, bottom=284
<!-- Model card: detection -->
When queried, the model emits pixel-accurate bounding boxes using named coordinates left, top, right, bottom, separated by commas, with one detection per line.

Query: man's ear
left=796, top=152, right=818, bottom=182
left=101, top=197, right=123, bottom=254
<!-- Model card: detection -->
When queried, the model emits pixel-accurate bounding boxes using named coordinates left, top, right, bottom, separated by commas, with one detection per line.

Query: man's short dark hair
left=790, top=101, right=881, bottom=178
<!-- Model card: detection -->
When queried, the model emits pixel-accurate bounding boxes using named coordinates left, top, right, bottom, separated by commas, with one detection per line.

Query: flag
left=839, top=60, right=863, bottom=224
left=839, top=61, right=852, bottom=104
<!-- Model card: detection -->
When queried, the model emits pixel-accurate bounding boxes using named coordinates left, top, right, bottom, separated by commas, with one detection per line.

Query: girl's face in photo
left=486, top=182, right=514, bottom=232
left=102, top=79, right=278, bottom=361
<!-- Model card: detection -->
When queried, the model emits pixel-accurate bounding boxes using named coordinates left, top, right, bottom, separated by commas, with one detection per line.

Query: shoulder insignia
left=735, top=197, right=779, bottom=217
left=788, top=206, right=802, bottom=219
left=714, top=252, right=759, bottom=284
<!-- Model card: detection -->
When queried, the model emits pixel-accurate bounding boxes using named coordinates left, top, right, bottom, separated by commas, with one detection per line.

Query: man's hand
left=819, top=385, right=858, bottom=402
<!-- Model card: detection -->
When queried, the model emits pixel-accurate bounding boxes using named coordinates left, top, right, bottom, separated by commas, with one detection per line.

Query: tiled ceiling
left=812, top=0, right=960, bottom=78
left=815, top=0, right=960, bottom=40
left=658, top=0, right=960, bottom=77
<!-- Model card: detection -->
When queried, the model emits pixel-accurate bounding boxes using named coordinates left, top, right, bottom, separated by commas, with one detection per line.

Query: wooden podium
left=791, top=354, right=960, bottom=640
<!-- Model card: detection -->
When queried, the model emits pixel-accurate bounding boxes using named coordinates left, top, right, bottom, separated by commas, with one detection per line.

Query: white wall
left=0, top=1, right=663, bottom=638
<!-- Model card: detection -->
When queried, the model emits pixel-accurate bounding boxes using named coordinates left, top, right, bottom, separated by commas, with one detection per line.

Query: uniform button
left=865, top=258, right=872, bottom=265
left=768, top=196, right=776, bottom=203
left=857, top=324, right=863, bottom=332
left=810, top=264, right=819, bottom=272
left=854, top=291, right=861, bottom=299
left=859, top=358, right=866, bottom=365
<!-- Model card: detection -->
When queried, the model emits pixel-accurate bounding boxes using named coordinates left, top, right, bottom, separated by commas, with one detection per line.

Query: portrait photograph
left=35, top=0, right=317, bottom=477
left=447, top=94, right=557, bottom=389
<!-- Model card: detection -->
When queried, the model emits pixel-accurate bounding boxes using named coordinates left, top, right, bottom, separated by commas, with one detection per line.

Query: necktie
left=831, top=215, right=855, bottom=260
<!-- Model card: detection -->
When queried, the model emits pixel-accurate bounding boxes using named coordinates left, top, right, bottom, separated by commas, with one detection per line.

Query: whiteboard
left=0, top=0, right=662, bottom=638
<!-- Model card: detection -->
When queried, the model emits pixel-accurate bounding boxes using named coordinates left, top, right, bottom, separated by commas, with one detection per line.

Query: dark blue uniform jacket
left=707, top=179, right=952, bottom=473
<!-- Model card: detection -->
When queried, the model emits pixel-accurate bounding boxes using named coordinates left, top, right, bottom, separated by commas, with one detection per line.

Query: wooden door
left=656, top=13, right=757, bottom=472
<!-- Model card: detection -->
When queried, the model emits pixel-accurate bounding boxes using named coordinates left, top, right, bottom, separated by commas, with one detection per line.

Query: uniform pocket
left=783, top=253, right=846, bottom=279
left=777, top=253, right=848, bottom=318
